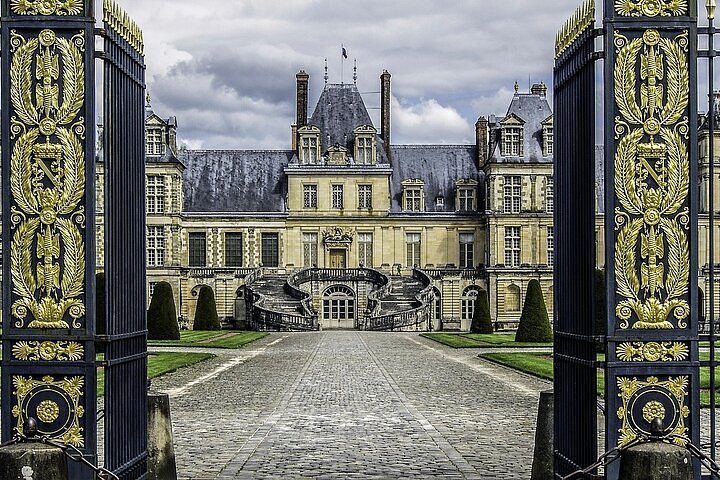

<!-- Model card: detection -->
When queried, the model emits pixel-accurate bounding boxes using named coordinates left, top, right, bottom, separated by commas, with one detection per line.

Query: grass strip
left=421, top=332, right=551, bottom=348
left=148, top=330, right=268, bottom=349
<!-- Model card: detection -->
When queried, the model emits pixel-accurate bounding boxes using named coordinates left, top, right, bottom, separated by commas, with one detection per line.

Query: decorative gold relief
left=12, top=340, right=84, bottom=361
left=9, top=29, right=87, bottom=329
left=613, top=29, right=690, bottom=330
left=12, top=375, right=85, bottom=447
left=617, top=341, right=689, bottom=361
left=103, top=0, right=144, bottom=55
left=10, top=0, right=83, bottom=16
left=615, top=0, right=688, bottom=17
left=617, top=376, right=689, bottom=446
left=555, top=0, right=595, bottom=59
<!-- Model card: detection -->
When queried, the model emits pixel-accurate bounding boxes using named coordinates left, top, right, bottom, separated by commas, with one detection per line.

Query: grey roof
left=181, top=150, right=292, bottom=212
left=489, top=92, right=553, bottom=164
left=307, top=84, right=389, bottom=164
left=389, top=145, right=481, bottom=213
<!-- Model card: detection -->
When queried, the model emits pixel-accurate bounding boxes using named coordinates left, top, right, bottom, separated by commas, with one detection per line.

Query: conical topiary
left=147, top=282, right=181, bottom=340
left=193, top=286, right=221, bottom=331
left=96, top=273, right=106, bottom=353
left=515, top=280, right=552, bottom=342
left=470, top=290, right=493, bottom=334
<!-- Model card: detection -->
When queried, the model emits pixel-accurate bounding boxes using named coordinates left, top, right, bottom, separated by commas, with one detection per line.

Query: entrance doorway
left=322, top=285, right=356, bottom=329
left=329, top=249, right=347, bottom=268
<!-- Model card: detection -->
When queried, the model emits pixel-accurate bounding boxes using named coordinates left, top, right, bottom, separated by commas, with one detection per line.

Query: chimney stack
left=531, top=81, right=548, bottom=97
left=380, top=70, right=391, bottom=159
left=296, top=70, right=309, bottom=128
left=476, top=117, right=488, bottom=168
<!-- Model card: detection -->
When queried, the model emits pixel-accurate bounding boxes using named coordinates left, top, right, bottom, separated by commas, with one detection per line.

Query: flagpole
left=341, top=43, right=345, bottom=85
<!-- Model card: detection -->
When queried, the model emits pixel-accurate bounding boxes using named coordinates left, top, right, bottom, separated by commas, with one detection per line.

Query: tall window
left=461, top=286, right=480, bottom=321
left=322, top=285, right=355, bottom=321
left=358, top=233, right=373, bottom=267
left=147, top=226, right=165, bottom=266
left=303, top=184, right=317, bottom=209
left=332, top=184, right=344, bottom=209
left=505, top=284, right=521, bottom=312
left=459, top=233, right=474, bottom=268
left=458, top=188, right=475, bottom=211
left=503, top=176, right=521, bottom=214
left=358, top=185, right=373, bottom=209
left=546, top=177, right=554, bottom=213
left=225, top=232, right=243, bottom=267
left=301, top=136, right=319, bottom=164
left=504, top=226, right=521, bottom=267
left=356, top=136, right=373, bottom=164
left=405, top=189, right=422, bottom=211
left=261, top=232, right=279, bottom=267
left=146, top=175, right=165, bottom=214
left=146, top=128, right=165, bottom=156
left=502, top=126, right=523, bottom=156
left=406, top=233, right=421, bottom=267
left=188, top=232, right=206, bottom=267
left=303, top=232, right=318, bottom=267
left=547, top=226, right=554, bottom=265
left=544, top=125, right=554, bottom=156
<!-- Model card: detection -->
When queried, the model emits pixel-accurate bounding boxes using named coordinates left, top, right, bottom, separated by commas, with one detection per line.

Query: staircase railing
left=363, top=268, right=434, bottom=331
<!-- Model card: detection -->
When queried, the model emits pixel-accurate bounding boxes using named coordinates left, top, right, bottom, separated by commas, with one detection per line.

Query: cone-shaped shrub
left=147, top=282, right=180, bottom=340
left=470, top=290, right=493, bottom=334
left=96, top=273, right=106, bottom=353
left=515, top=280, right=552, bottom=342
left=193, top=286, right=220, bottom=331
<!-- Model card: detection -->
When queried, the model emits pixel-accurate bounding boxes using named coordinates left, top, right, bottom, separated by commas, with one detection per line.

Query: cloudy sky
left=117, top=0, right=589, bottom=149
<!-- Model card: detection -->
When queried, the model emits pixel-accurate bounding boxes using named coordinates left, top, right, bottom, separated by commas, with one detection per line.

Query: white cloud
left=392, top=97, right=473, bottom=145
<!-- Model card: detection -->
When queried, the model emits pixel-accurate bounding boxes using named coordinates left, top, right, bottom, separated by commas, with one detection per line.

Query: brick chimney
left=475, top=117, right=488, bottom=168
left=380, top=70, right=391, bottom=158
left=531, top=81, right=548, bottom=97
left=295, top=70, right=309, bottom=152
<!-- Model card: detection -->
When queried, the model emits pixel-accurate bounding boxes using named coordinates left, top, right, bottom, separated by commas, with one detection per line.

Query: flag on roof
left=342, top=46, right=348, bottom=59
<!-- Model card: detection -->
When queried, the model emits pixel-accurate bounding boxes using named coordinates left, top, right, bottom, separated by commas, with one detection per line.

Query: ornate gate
left=555, top=0, right=701, bottom=478
left=0, top=1, right=147, bottom=478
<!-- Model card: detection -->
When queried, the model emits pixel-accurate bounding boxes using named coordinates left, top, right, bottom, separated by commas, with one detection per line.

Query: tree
left=470, top=291, right=493, bottom=334
left=515, top=280, right=552, bottom=342
left=193, top=286, right=220, bottom=331
left=147, top=282, right=181, bottom=340
left=96, top=273, right=106, bottom=353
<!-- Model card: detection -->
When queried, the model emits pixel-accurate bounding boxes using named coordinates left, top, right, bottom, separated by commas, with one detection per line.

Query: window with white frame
left=146, top=175, right=166, bottom=214
left=303, top=184, right=318, bottom=209
left=544, top=124, right=554, bottom=156
left=322, top=285, right=355, bottom=321
left=503, top=176, right=521, bottom=214
left=301, top=135, right=320, bottom=164
left=332, top=184, right=344, bottom=209
left=502, top=126, right=523, bottom=156
left=358, top=233, right=373, bottom=267
left=546, top=177, right=554, bottom=213
left=547, top=226, right=554, bottom=265
left=459, top=233, right=474, bottom=268
left=458, top=188, right=475, bottom=211
left=406, top=233, right=421, bottom=267
left=146, top=128, right=165, bottom=156
left=404, top=188, right=422, bottom=211
left=504, top=226, right=521, bottom=267
left=356, top=136, right=373, bottom=164
left=303, top=232, right=318, bottom=267
left=461, top=286, right=480, bottom=321
left=147, top=226, right=166, bottom=267
left=358, top=185, right=373, bottom=209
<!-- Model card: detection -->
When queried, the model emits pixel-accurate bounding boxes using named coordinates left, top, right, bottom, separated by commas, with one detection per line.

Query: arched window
left=505, top=284, right=521, bottom=312
left=433, top=287, right=442, bottom=322
left=322, top=285, right=355, bottom=321
left=461, top=286, right=480, bottom=321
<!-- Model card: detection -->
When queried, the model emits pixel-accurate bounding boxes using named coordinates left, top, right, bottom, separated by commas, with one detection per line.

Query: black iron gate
left=1, top=1, right=147, bottom=478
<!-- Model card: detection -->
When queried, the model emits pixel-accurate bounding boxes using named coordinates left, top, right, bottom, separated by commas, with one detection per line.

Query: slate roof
left=180, top=150, right=292, bottom=213
left=488, top=92, right=553, bottom=164
left=307, top=83, right=389, bottom=164
left=389, top=145, right=481, bottom=213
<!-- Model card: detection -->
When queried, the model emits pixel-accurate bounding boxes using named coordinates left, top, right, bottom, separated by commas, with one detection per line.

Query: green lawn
left=421, top=332, right=552, bottom=348
left=97, top=351, right=213, bottom=396
left=148, top=330, right=268, bottom=349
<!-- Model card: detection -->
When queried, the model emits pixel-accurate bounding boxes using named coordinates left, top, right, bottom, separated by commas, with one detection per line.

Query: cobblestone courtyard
left=150, top=332, right=550, bottom=479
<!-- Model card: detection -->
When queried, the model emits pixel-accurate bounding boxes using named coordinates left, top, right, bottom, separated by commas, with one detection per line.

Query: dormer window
left=354, top=125, right=377, bottom=165
left=146, top=128, right=165, bottom=156
left=402, top=179, right=424, bottom=212
left=435, top=195, right=445, bottom=209
left=500, top=114, right=524, bottom=157
left=456, top=179, right=478, bottom=212
left=542, top=116, right=554, bottom=156
left=299, top=125, right=321, bottom=164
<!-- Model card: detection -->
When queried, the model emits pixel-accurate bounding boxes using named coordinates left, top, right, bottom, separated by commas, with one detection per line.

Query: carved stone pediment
left=322, top=227, right=353, bottom=249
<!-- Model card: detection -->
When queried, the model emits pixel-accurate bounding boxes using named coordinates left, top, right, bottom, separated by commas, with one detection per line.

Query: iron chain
left=560, top=436, right=645, bottom=480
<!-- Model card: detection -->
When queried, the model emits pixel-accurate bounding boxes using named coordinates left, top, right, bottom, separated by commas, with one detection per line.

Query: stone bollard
left=530, top=389, right=554, bottom=480
left=148, top=393, right=178, bottom=480
left=0, top=442, right=68, bottom=480
left=618, top=442, right=693, bottom=480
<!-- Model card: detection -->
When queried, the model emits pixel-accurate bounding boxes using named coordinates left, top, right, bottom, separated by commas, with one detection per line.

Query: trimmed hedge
left=193, top=286, right=221, bottom=331
left=470, top=291, right=493, bottom=334
left=515, top=280, right=552, bottom=343
left=147, top=282, right=181, bottom=340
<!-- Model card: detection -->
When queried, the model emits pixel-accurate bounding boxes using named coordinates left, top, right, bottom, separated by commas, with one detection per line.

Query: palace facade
left=95, top=71, right=558, bottom=331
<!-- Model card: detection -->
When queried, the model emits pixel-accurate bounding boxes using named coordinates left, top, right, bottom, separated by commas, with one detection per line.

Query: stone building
left=93, top=71, right=557, bottom=331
